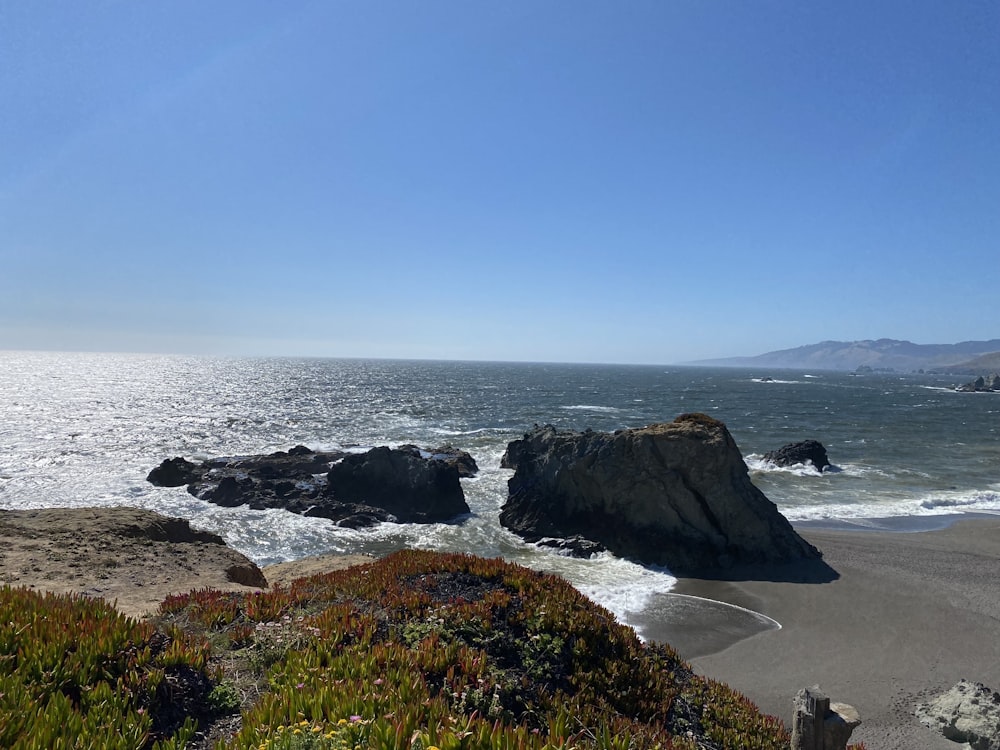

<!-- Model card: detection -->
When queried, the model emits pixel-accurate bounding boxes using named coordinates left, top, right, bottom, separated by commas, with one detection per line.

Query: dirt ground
left=0, top=506, right=374, bottom=618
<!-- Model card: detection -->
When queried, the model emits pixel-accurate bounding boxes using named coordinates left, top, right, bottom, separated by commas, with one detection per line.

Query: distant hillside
left=688, top=338, right=1000, bottom=372
left=934, top=351, right=1000, bottom=375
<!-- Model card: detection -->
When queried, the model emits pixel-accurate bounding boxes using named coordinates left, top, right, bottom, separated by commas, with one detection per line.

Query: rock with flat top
left=499, top=414, right=820, bottom=573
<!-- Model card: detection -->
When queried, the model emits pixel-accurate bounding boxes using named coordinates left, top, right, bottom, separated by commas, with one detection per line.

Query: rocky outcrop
left=0, top=507, right=268, bottom=618
left=499, top=414, right=820, bottom=572
left=148, top=444, right=473, bottom=527
left=916, top=680, right=1000, bottom=749
left=791, top=686, right=861, bottom=750
left=763, top=440, right=831, bottom=472
left=146, top=456, right=202, bottom=487
left=322, top=446, right=470, bottom=524
left=398, top=444, right=480, bottom=478
left=956, top=374, right=1000, bottom=392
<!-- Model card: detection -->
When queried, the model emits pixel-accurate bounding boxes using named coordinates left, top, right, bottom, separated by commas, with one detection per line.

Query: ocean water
left=2, top=351, right=999, bottom=633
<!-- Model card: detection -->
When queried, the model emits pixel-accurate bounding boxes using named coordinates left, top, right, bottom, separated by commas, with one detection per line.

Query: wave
left=427, top=427, right=497, bottom=437
left=533, top=550, right=678, bottom=638
left=746, top=455, right=825, bottom=476
left=782, top=488, right=1000, bottom=523
left=745, top=454, right=899, bottom=480
left=559, top=405, right=623, bottom=413
left=920, top=490, right=1000, bottom=511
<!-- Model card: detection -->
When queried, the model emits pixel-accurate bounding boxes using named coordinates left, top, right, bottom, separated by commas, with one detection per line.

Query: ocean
left=2, top=351, right=998, bottom=634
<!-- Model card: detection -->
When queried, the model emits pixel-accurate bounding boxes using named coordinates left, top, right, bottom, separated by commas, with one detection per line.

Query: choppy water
left=2, top=351, right=999, bottom=634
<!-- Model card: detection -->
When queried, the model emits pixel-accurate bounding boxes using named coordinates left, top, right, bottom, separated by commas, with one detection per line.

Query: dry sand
left=638, top=517, right=1000, bottom=750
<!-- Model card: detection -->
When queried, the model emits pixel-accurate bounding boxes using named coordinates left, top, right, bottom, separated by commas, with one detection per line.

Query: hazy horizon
left=6, top=334, right=1000, bottom=371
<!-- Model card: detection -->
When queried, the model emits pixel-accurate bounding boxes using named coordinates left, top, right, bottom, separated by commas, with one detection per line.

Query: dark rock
left=190, top=476, right=256, bottom=507
left=227, top=447, right=347, bottom=477
left=956, top=374, right=1000, bottom=392
left=148, top=444, right=471, bottom=525
left=147, top=457, right=201, bottom=487
left=499, top=414, right=821, bottom=573
left=325, top=445, right=470, bottom=523
left=399, top=444, right=479, bottom=478
left=534, top=535, right=606, bottom=558
left=763, top=440, right=831, bottom=472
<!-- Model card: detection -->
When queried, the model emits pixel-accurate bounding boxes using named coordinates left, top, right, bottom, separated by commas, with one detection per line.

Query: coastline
left=641, top=516, right=1000, bottom=750
left=5, top=505, right=1000, bottom=747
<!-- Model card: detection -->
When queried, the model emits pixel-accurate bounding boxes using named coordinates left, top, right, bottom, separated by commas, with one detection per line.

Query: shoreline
left=5, top=505, right=999, bottom=747
left=639, top=516, right=1000, bottom=749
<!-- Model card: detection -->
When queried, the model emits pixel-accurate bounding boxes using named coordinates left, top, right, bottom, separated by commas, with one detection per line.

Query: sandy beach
left=636, top=516, right=1000, bottom=749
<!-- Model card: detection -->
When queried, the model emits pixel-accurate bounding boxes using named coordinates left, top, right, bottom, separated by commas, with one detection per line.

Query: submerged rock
left=499, top=414, right=820, bottom=573
left=763, top=439, right=831, bottom=472
left=148, top=444, right=473, bottom=527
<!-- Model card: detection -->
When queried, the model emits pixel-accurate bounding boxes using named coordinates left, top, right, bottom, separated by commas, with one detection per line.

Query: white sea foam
left=746, top=455, right=825, bottom=476
left=427, top=427, right=495, bottom=436
left=522, top=549, right=678, bottom=637
left=782, top=487, right=1000, bottom=523
left=560, top=404, right=622, bottom=413
left=919, top=489, right=1000, bottom=511
left=746, top=454, right=895, bottom=480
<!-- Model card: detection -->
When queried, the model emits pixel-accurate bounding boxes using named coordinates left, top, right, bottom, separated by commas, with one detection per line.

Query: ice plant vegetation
left=0, top=586, right=209, bottom=749
left=3, top=551, right=865, bottom=749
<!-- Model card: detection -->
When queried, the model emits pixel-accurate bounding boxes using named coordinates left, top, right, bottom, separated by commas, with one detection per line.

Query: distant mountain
left=687, top=338, right=1000, bottom=372
left=933, top=351, right=1000, bottom=375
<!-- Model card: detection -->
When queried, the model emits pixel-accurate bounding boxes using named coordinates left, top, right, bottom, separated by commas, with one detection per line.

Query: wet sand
left=640, top=517, right=1000, bottom=749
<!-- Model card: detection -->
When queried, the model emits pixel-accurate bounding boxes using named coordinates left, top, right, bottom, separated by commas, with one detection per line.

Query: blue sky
left=2, top=2, right=997, bottom=364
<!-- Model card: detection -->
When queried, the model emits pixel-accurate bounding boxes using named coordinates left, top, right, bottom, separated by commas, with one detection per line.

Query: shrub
left=0, top=586, right=210, bottom=749
left=3, top=552, right=867, bottom=750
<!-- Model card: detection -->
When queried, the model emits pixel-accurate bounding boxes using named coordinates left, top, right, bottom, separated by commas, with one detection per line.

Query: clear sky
left=2, top=2, right=998, bottom=364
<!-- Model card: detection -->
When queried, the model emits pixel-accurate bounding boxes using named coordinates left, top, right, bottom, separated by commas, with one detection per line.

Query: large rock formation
left=499, top=414, right=820, bottom=572
left=763, top=440, right=831, bottom=472
left=956, top=374, right=1000, bottom=393
left=916, top=680, right=1000, bottom=749
left=148, top=444, right=473, bottom=527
